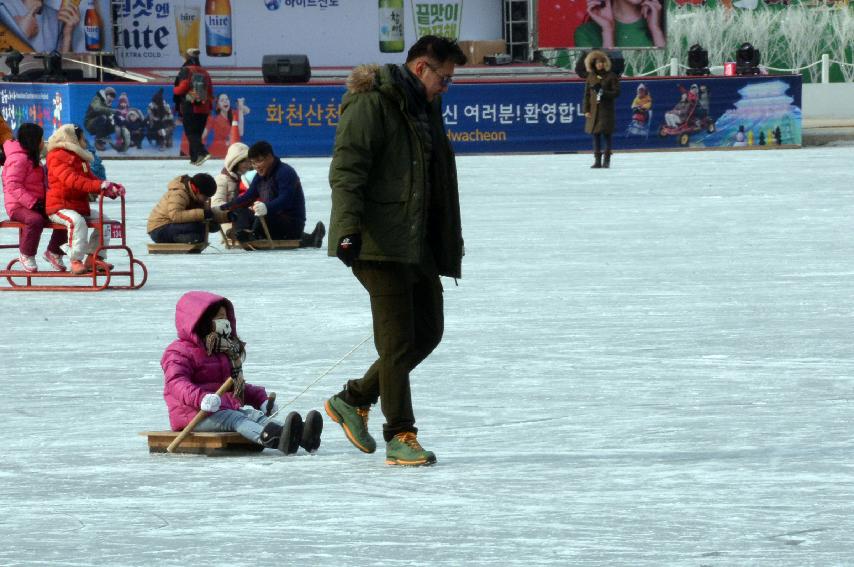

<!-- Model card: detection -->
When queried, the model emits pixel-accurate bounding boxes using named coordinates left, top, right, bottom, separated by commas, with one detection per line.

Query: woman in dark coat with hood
left=583, top=50, right=621, bottom=168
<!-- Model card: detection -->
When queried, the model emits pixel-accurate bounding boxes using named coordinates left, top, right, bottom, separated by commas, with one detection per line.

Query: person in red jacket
left=45, top=124, right=125, bottom=275
left=173, top=48, right=213, bottom=166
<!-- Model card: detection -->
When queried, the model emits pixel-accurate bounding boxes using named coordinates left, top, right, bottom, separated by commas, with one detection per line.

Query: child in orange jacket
left=45, top=124, right=125, bottom=275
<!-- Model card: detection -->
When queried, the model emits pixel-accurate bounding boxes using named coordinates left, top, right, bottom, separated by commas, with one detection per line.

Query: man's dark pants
left=181, top=109, right=208, bottom=162
left=338, top=259, right=444, bottom=443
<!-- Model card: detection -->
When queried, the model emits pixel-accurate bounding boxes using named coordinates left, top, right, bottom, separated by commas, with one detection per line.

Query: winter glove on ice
left=252, top=201, right=267, bottom=217
left=336, top=233, right=361, bottom=267
left=200, top=393, right=221, bottom=413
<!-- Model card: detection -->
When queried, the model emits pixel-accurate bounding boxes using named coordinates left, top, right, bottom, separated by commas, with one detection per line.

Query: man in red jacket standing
left=173, top=48, right=213, bottom=166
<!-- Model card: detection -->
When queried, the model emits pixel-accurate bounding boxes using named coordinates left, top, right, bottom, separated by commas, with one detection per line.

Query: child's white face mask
left=213, top=318, right=232, bottom=337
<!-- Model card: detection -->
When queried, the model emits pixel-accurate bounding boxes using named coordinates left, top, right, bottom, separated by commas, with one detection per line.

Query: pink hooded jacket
left=162, top=291, right=267, bottom=431
left=2, top=139, right=48, bottom=216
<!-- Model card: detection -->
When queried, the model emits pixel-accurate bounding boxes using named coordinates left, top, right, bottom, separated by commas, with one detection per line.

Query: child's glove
left=100, top=181, right=126, bottom=199
left=200, top=393, right=221, bottom=413
left=252, top=201, right=267, bottom=217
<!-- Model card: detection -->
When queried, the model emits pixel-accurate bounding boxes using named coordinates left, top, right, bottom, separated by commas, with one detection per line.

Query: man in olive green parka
left=324, top=36, right=466, bottom=467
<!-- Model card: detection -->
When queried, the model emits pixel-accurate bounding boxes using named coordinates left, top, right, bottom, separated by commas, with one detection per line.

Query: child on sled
left=161, top=291, right=323, bottom=454
left=45, top=124, right=125, bottom=275
left=2, top=123, right=67, bottom=272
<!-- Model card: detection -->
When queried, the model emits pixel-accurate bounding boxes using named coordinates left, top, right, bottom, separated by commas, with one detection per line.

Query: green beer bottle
left=379, top=0, right=404, bottom=53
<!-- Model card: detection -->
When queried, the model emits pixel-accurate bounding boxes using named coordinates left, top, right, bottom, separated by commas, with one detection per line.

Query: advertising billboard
left=0, top=0, right=113, bottom=53
left=114, top=0, right=502, bottom=69
left=538, top=0, right=666, bottom=50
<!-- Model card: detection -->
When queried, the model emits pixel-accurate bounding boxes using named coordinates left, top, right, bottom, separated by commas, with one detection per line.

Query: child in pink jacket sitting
left=1, top=123, right=67, bottom=272
left=161, top=291, right=323, bottom=454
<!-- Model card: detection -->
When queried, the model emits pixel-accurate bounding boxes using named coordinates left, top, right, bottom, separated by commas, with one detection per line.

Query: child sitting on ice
left=161, top=291, right=323, bottom=455
left=45, top=124, right=125, bottom=275
left=2, top=123, right=67, bottom=272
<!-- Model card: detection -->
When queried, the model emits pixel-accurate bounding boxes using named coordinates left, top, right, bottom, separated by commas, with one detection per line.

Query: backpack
left=187, top=69, right=211, bottom=105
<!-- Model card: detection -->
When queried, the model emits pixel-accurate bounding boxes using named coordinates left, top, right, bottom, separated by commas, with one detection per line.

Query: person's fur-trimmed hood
left=223, top=142, right=249, bottom=174
left=346, top=64, right=381, bottom=94
left=46, top=124, right=94, bottom=164
left=585, top=50, right=612, bottom=74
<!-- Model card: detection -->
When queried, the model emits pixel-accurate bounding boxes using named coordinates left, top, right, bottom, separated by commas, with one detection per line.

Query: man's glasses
left=424, top=62, right=453, bottom=87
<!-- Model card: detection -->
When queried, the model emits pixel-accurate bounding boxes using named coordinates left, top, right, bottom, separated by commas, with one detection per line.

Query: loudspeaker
left=262, top=54, right=311, bottom=84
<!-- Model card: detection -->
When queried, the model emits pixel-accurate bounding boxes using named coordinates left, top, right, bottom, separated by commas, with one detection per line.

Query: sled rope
left=268, top=334, right=372, bottom=419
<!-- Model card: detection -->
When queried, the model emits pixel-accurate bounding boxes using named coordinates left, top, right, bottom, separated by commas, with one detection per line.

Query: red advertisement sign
left=538, top=0, right=666, bottom=49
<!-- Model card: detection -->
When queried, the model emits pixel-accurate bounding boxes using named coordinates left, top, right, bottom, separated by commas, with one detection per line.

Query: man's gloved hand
left=252, top=201, right=267, bottom=217
left=336, top=233, right=362, bottom=267
left=200, top=393, right=221, bottom=413
left=203, top=205, right=214, bottom=220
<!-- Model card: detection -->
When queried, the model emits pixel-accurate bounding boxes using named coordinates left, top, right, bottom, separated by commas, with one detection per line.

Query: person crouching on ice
left=45, top=124, right=125, bottom=275
left=147, top=172, right=218, bottom=244
left=161, top=291, right=323, bottom=455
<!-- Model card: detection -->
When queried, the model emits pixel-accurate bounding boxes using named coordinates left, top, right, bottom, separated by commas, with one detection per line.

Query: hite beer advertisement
left=113, top=0, right=501, bottom=69
left=0, top=0, right=113, bottom=54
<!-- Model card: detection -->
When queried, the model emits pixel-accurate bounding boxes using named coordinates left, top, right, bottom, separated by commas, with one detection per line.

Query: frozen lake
left=1, top=148, right=853, bottom=565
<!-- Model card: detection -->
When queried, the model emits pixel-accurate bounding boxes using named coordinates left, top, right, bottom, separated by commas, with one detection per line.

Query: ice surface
left=1, top=148, right=853, bottom=565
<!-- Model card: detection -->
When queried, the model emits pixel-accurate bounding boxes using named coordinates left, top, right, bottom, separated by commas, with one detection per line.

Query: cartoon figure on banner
left=658, top=83, right=716, bottom=146
left=182, top=92, right=250, bottom=158
left=733, top=125, right=747, bottom=146
left=264, top=0, right=281, bottom=10
left=146, top=88, right=175, bottom=151
left=52, top=91, right=63, bottom=130
left=0, top=0, right=85, bottom=53
left=574, top=0, right=666, bottom=49
left=625, top=82, right=653, bottom=138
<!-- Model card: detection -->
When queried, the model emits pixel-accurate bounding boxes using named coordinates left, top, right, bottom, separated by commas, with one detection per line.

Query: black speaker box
left=262, top=54, right=311, bottom=84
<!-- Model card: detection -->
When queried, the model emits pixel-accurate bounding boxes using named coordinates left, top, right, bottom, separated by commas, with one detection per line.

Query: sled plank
left=224, top=239, right=301, bottom=251
left=147, top=242, right=208, bottom=254
left=140, top=430, right=263, bottom=456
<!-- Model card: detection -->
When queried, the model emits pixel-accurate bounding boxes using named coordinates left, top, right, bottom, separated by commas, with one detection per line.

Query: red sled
left=0, top=195, right=148, bottom=292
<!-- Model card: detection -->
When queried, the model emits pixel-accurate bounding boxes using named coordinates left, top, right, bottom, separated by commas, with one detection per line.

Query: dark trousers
left=149, top=221, right=212, bottom=244
left=340, top=260, right=444, bottom=442
left=231, top=208, right=305, bottom=240
left=10, top=207, right=66, bottom=256
left=593, top=132, right=613, bottom=153
left=182, top=110, right=208, bottom=162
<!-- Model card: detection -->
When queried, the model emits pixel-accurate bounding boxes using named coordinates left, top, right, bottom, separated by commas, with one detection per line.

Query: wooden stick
left=166, top=377, right=234, bottom=453
left=259, top=216, right=274, bottom=248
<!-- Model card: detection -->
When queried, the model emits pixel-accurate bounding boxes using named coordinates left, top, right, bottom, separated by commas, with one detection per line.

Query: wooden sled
left=140, top=430, right=264, bottom=456
left=224, top=238, right=300, bottom=251
left=147, top=242, right=208, bottom=254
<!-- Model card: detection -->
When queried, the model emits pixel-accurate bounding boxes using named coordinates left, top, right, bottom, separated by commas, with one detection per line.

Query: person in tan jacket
left=147, top=172, right=217, bottom=244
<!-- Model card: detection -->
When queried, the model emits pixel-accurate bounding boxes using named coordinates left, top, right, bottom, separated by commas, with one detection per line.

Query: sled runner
left=140, top=431, right=263, bottom=456
left=225, top=238, right=301, bottom=251
left=0, top=195, right=148, bottom=291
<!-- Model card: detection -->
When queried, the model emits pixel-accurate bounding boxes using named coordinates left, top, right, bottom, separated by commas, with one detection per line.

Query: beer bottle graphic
left=378, top=0, right=404, bottom=53
left=205, top=0, right=233, bottom=57
left=84, top=0, right=103, bottom=52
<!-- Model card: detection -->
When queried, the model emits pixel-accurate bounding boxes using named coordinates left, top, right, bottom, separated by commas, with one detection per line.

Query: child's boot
left=603, top=152, right=612, bottom=168
left=259, top=421, right=283, bottom=449
left=18, top=255, right=38, bottom=272
left=279, top=411, right=303, bottom=455
left=70, top=259, right=91, bottom=275
left=591, top=152, right=602, bottom=169
left=300, top=410, right=323, bottom=453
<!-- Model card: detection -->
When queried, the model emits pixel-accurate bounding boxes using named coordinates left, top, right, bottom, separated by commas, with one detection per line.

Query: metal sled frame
left=0, top=196, right=148, bottom=291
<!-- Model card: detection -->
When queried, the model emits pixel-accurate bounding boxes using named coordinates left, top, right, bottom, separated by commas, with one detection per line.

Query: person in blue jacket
left=219, top=140, right=324, bottom=247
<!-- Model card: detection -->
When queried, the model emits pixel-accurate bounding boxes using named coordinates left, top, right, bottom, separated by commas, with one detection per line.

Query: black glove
left=203, top=206, right=213, bottom=220
left=336, top=233, right=362, bottom=267
left=33, top=200, right=45, bottom=213
left=592, top=83, right=602, bottom=93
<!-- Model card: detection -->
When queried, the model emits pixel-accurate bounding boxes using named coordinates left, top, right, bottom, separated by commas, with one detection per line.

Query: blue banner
left=0, top=74, right=801, bottom=158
